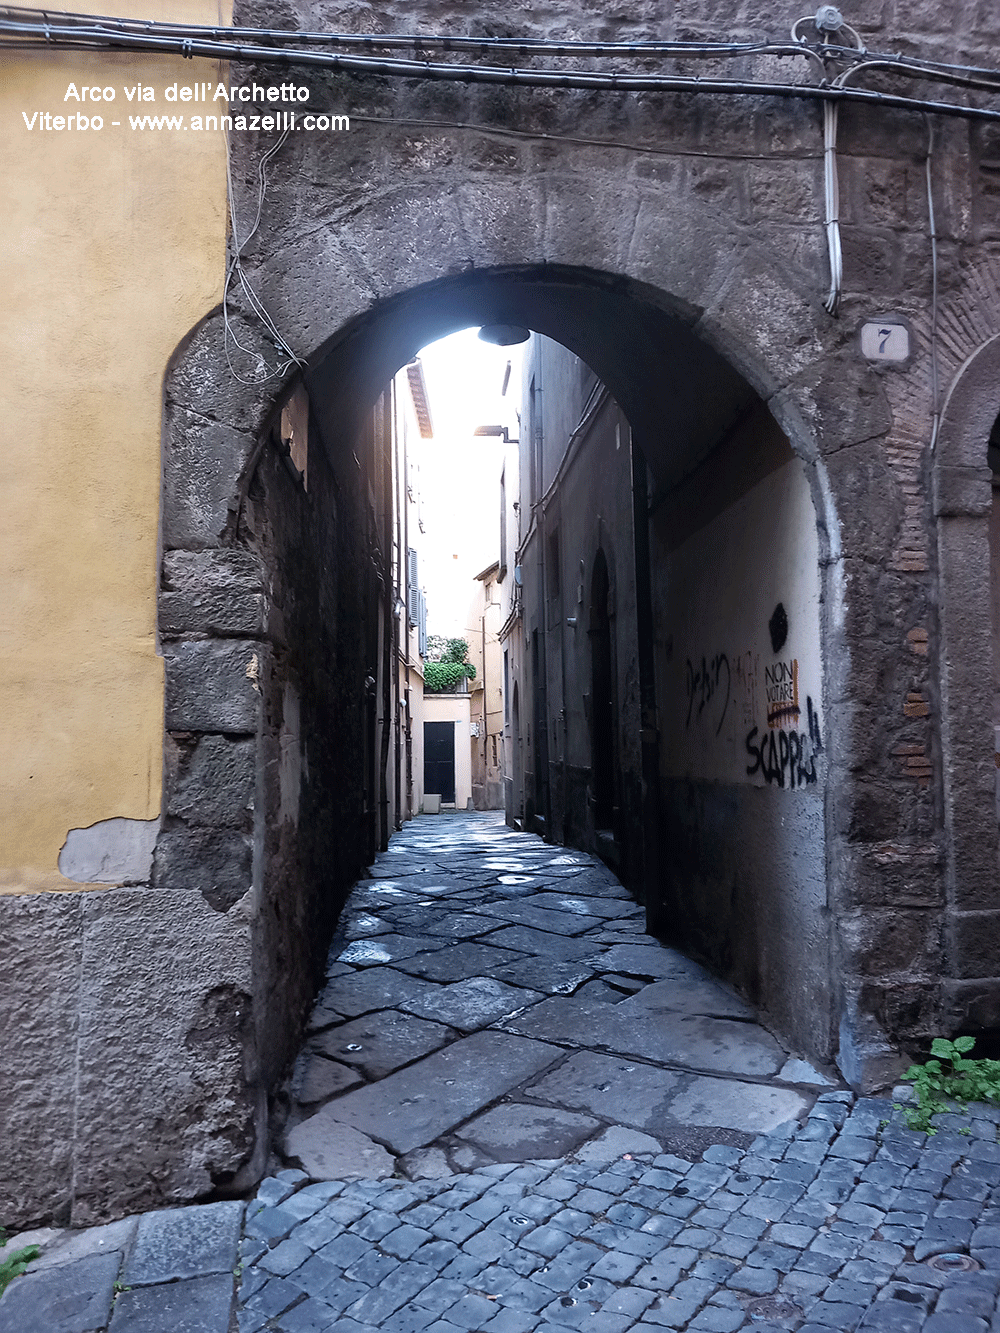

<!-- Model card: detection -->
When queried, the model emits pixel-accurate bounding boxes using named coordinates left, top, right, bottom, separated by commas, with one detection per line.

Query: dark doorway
left=424, top=721, right=456, bottom=803
left=590, top=549, right=615, bottom=833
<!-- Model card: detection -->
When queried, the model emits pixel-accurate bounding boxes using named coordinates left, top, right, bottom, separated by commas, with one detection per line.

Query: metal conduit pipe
left=822, top=99, right=842, bottom=315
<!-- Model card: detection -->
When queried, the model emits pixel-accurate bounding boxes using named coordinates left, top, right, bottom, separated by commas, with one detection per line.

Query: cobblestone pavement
left=5, top=813, right=1000, bottom=1331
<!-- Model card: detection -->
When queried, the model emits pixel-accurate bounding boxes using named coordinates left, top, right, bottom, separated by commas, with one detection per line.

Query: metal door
left=424, top=721, right=455, bottom=803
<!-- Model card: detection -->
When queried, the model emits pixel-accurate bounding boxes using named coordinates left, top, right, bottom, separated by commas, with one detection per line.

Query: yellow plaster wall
left=1, top=0, right=232, bottom=891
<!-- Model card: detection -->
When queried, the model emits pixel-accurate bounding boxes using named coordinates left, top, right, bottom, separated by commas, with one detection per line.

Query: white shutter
left=407, top=548, right=419, bottom=624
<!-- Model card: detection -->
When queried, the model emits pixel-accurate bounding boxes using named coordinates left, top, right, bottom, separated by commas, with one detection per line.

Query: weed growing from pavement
left=0, top=1228, right=39, bottom=1295
left=895, top=1036, right=1000, bottom=1133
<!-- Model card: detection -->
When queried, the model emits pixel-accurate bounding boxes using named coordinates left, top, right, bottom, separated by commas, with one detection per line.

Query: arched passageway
left=161, top=262, right=845, bottom=1133
left=145, top=85, right=966, bottom=1214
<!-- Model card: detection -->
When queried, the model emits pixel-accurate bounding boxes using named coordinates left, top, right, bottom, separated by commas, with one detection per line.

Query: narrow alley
left=10, top=816, right=1000, bottom=1333
left=280, top=812, right=829, bottom=1180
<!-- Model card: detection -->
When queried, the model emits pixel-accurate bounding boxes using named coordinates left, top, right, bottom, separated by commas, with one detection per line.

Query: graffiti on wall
left=679, top=604, right=824, bottom=788
left=765, top=658, right=799, bottom=728
left=684, top=653, right=731, bottom=735
left=745, top=695, right=823, bottom=788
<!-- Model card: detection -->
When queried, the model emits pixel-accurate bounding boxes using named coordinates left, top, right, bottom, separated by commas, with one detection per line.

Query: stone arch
left=160, top=155, right=903, bottom=1138
left=933, top=333, right=1000, bottom=1034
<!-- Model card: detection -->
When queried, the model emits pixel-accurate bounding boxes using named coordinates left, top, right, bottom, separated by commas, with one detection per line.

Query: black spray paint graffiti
left=745, top=696, right=823, bottom=788
left=685, top=653, right=731, bottom=736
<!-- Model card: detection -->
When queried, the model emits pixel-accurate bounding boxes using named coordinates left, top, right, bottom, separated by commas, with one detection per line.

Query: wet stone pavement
left=6, top=814, right=1000, bottom=1332
left=281, top=811, right=831, bottom=1176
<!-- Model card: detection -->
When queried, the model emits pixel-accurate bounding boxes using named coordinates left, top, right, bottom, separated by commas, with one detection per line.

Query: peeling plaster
left=58, top=818, right=160, bottom=885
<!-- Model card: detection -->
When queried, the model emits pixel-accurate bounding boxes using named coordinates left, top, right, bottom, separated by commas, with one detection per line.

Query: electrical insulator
left=815, top=5, right=844, bottom=33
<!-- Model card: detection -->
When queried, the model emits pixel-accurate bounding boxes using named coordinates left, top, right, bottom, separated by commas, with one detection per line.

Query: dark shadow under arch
left=590, top=548, right=615, bottom=833
left=298, top=265, right=760, bottom=501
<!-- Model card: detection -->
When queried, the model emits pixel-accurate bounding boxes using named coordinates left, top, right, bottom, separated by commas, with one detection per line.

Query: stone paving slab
left=122, top=1200, right=244, bottom=1285
left=622, top=976, right=757, bottom=1023
left=309, top=1009, right=455, bottom=1079
left=591, top=944, right=714, bottom=980
left=394, top=940, right=527, bottom=983
left=456, top=1105, right=603, bottom=1160
left=0, top=1251, right=119, bottom=1333
left=472, top=899, right=609, bottom=935
left=319, top=1030, right=566, bottom=1153
left=486, top=924, right=606, bottom=962
left=16, top=1216, right=138, bottom=1272
left=665, top=1074, right=810, bottom=1132
left=502, top=995, right=786, bottom=1079
left=284, top=1117, right=396, bottom=1180
left=334, top=934, right=450, bottom=967
left=292, top=1053, right=363, bottom=1104
left=398, top=977, right=545, bottom=1031
left=108, top=1273, right=235, bottom=1332
left=312, top=964, right=443, bottom=1018
left=490, top=957, right=603, bottom=995
left=525, top=1050, right=685, bottom=1127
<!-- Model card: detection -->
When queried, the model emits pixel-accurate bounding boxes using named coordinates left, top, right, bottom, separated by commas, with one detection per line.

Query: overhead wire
left=4, top=3, right=1000, bottom=91
left=223, top=122, right=304, bottom=384
left=925, top=115, right=941, bottom=453
left=2, top=9, right=1000, bottom=121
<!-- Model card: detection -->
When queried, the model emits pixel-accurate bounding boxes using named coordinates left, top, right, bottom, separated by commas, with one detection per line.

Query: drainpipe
left=559, top=562, right=569, bottom=847
left=534, top=366, right=552, bottom=837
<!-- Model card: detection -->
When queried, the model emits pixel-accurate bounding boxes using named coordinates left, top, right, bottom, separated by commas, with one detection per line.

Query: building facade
left=468, top=562, right=506, bottom=810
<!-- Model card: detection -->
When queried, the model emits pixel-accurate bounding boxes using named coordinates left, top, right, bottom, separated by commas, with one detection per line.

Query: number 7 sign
left=861, top=319, right=911, bottom=363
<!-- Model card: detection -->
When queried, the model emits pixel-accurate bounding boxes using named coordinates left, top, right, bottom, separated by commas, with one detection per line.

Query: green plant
left=423, top=637, right=476, bottom=693
left=895, top=1036, right=1000, bottom=1133
left=0, top=1228, right=40, bottom=1295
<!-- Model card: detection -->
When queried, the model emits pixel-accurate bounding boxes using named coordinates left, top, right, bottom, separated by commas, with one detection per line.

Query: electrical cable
left=7, top=1, right=999, bottom=92
left=822, top=99, right=842, bottom=315
left=2, top=11, right=1000, bottom=121
left=222, top=121, right=304, bottom=384
left=350, top=112, right=801, bottom=160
